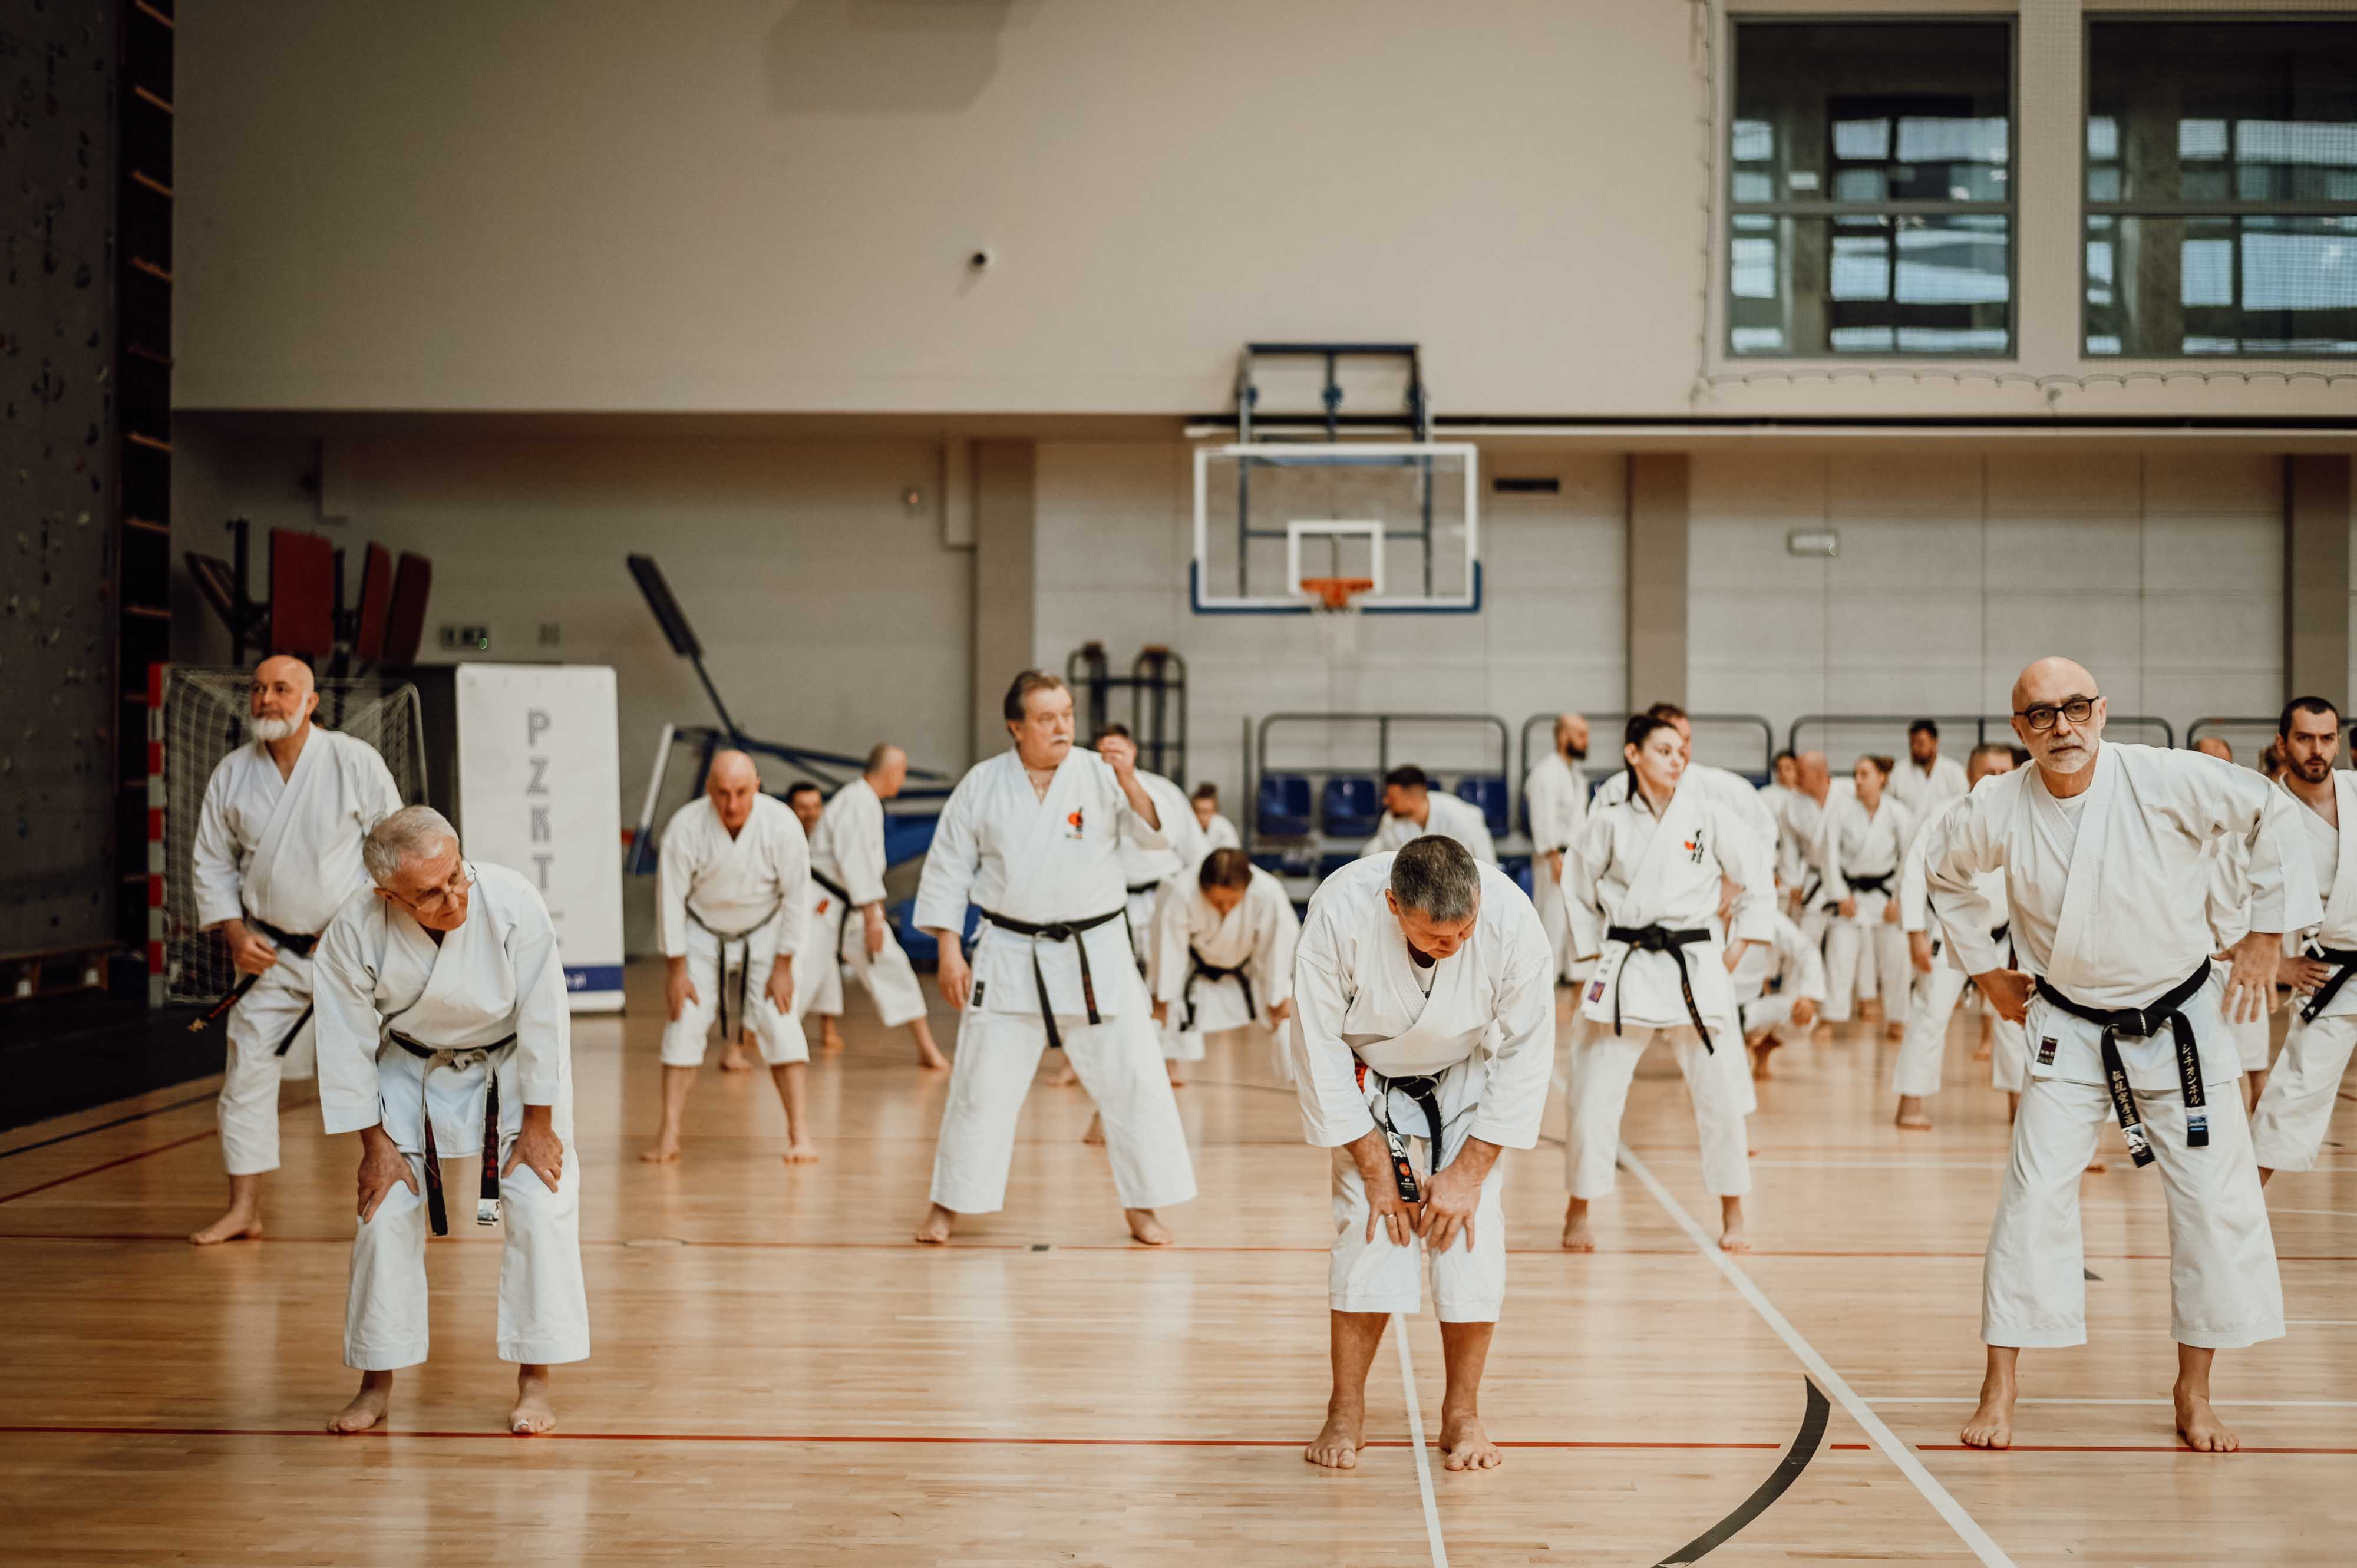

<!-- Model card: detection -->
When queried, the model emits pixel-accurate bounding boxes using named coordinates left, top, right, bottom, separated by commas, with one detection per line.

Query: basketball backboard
left=1190, top=441, right=1481, bottom=615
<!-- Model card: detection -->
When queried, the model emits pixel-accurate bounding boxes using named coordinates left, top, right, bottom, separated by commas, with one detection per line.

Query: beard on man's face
left=2296, top=754, right=2333, bottom=783
left=1564, top=741, right=1587, bottom=761
left=250, top=713, right=301, bottom=742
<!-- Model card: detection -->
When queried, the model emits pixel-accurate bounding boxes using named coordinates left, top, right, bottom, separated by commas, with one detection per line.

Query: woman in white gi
left=1922, top=658, right=2318, bottom=1454
left=187, top=655, right=405, bottom=1245
left=1148, top=848, right=1299, bottom=1082
left=1289, top=837, right=1554, bottom=1474
left=2254, top=697, right=2357, bottom=1180
left=646, top=751, right=814, bottom=1163
left=913, top=671, right=1196, bottom=1247
left=312, top=808, right=589, bottom=1436
left=797, top=745, right=949, bottom=1071
left=1892, top=743, right=2020, bottom=1130
left=1562, top=713, right=1774, bottom=1253
left=1820, top=755, right=1915, bottom=1036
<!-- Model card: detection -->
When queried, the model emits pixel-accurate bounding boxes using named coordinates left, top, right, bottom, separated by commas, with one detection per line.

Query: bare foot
left=189, top=1207, right=264, bottom=1246
left=1718, top=1196, right=1749, bottom=1252
left=1750, top=1039, right=1780, bottom=1080
left=1861, top=998, right=1883, bottom=1024
left=510, top=1366, right=557, bottom=1435
left=1082, top=1113, right=1106, bottom=1146
left=1304, top=1405, right=1364, bottom=1468
left=328, top=1371, right=394, bottom=1434
left=1960, top=1384, right=2015, bottom=1448
left=1125, top=1207, right=1174, bottom=1246
left=639, top=1139, right=681, bottom=1164
left=1972, top=1038, right=1992, bottom=1062
left=718, top=1039, right=755, bottom=1072
left=1440, top=1411, right=1503, bottom=1471
left=1166, top=1068, right=1186, bottom=1088
left=915, top=1204, right=956, bottom=1245
left=1895, top=1096, right=1932, bottom=1132
left=1560, top=1199, right=1595, bottom=1252
left=2175, top=1386, right=2240, bottom=1452
left=2085, top=1155, right=2108, bottom=1174
left=915, top=1042, right=949, bottom=1071
left=783, top=1140, right=821, bottom=1164
left=819, top=1024, right=847, bottom=1052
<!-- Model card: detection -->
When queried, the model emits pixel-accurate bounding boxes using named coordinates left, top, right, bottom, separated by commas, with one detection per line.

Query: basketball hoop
left=1300, top=576, right=1371, bottom=659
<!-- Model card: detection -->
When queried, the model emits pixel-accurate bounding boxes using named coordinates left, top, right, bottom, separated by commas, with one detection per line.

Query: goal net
left=157, top=667, right=429, bottom=1003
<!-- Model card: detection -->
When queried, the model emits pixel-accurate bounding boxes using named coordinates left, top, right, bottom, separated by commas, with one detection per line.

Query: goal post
left=151, top=665, right=430, bottom=1005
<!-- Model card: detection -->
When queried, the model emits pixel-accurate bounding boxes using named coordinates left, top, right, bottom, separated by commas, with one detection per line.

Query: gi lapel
left=242, top=732, right=322, bottom=907
left=2040, top=745, right=2119, bottom=995
left=1002, top=751, right=1085, bottom=916
left=1619, top=781, right=1702, bottom=927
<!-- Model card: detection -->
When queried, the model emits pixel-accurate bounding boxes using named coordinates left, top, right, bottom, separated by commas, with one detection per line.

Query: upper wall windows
left=2086, top=20, right=2357, bottom=356
left=1728, top=20, right=2013, bottom=358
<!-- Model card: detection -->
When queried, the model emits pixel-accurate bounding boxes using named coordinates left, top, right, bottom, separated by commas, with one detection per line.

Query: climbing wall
left=0, top=2, right=121, bottom=958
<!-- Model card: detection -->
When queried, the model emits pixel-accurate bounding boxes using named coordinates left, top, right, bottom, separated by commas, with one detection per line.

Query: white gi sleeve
left=769, top=813, right=811, bottom=966
left=1149, top=883, right=1188, bottom=1004
left=353, top=737, right=405, bottom=827
left=1778, top=917, right=1828, bottom=1002
left=2154, top=756, right=2321, bottom=937
left=1922, top=788, right=2008, bottom=977
left=1818, top=801, right=1852, bottom=904
left=507, top=884, right=571, bottom=1108
left=1563, top=810, right=1612, bottom=962
left=1108, top=762, right=1170, bottom=851
left=312, top=900, right=388, bottom=1136
left=837, top=794, right=890, bottom=908
left=190, top=759, right=245, bottom=930
left=1255, top=891, right=1302, bottom=1009
left=1465, top=806, right=1500, bottom=867
left=913, top=771, right=982, bottom=935
left=656, top=810, right=695, bottom=958
left=1897, top=810, right=1937, bottom=934
left=1465, top=904, right=1555, bottom=1150
left=1289, top=904, right=1379, bottom=1148
left=1712, top=805, right=1776, bottom=948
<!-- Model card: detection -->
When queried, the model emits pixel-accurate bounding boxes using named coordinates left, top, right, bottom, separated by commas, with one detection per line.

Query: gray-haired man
left=1289, top=837, right=1556, bottom=1473
left=311, top=807, right=589, bottom=1436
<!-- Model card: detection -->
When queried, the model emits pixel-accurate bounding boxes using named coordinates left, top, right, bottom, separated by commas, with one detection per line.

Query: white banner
left=454, top=665, right=625, bottom=1011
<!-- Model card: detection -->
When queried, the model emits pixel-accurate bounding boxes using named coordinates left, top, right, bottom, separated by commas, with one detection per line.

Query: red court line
left=0, top=1423, right=1805, bottom=1450
left=1917, top=1443, right=2357, bottom=1455
left=0, top=1130, right=219, bottom=1207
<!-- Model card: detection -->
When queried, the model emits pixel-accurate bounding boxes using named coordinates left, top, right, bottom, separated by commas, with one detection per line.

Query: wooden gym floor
left=4, top=963, right=2355, bottom=1566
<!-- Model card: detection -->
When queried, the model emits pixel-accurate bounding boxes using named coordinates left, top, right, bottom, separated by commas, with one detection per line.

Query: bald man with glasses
left=1920, top=657, right=2319, bottom=1454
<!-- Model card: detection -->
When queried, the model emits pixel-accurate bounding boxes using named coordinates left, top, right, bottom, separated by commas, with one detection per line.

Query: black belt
left=2301, top=944, right=2357, bottom=1022
left=1606, top=923, right=1715, bottom=1050
left=1846, top=872, right=1893, bottom=897
left=1179, top=946, right=1256, bottom=1033
left=2034, top=960, right=2211, bottom=1170
left=977, top=906, right=1125, bottom=1051
left=187, top=912, right=322, bottom=1051
left=812, top=869, right=856, bottom=978
left=687, top=900, right=784, bottom=1042
left=1122, top=880, right=1164, bottom=978
left=392, top=1031, right=518, bottom=1236
left=1354, top=1057, right=1447, bottom=1204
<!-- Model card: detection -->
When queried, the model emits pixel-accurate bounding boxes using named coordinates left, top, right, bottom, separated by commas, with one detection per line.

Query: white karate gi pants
left=217, top=948, right=319, bottom=1177
left=2251, top=1011, right=2357, bottom=1173
left=797, top=902, right=930, bottom=1030
left=1893, top=966, right=2030, bottom=1098
left=1161, top=966, right=1259, bottom=1065
left=1564, top=1021, right=1750, bottom=1199
left=927, top=1008, right=1197, bottom=1214
left=1823, top=908, right=1906, bottom=1021
left=659, top=922, right=807, bottom=1068
left=345, top=1045, right=590, bottom=1371
left=1985, top=1077, right=2282, bottom=1350
left=1329, top=1094, right=1506, bottom=1323
left=1534, top=864, right=1574, bottom=983
left=1990, top=1009, right=2029, bottom=1093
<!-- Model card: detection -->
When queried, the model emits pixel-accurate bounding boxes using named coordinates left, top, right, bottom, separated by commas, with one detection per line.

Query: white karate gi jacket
left=1524, top=752, right=1587, bottom=857
left=191, top=727, right=404, bottom=935
left=1150, top=866, right=1299, bottom=1027
left=656, top=794, right=810, bottom=957
left=1359, top=790, right=1498, bottom=864
left=1890, top=753, right=1968, bottom=817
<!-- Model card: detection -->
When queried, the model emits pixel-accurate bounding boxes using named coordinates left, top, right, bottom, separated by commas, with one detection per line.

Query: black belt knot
left=2034, top=959, right=2213, bottom=1170
left=1846, top=872, right=1893, bottom=897
left=687, top=899, right=786, bottom=1042
left=2302, top=944, right=2357, bottom=1022
left=187, top=910, right=324, bottom=1046
left=978, top=906, right=1126, bottom=1050
left=391, top=1030, right=520, bottom=1236
left=1605, top=923, right=1715, bottom=1051
left=1179, top=947, right=1256, bottom=1033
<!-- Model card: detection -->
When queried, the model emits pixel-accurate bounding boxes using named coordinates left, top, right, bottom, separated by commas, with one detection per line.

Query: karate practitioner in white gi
left=1758, top=751, right=1804, bottom=890
left=187, top=655, right=404, bottom=1245
left=1922, top=658, right=2319, bottom=1453
left=1890, top=718, right=1969, bottom=817
left=2254, top=698, right=2357, bottom=1181
left=1780, top=751, right=1837, bottom=937
left=1562, top=713, right=1775, bottom=1253
left=313, top=808, right=589, bottom=1436
left=1893, top=744, right=2019, bottom=1130
left=1523, top=712, right=1591, bottom=984
left=2190, top=736, right=2281, bottom=1105
left=1150, top=848, right=1299, bottom=1082
left=1359, top=765, right=1498, bottom=864
left=1191, top=783, right=1242, bottom=852
left=1818, top=756, right=1916, bottom=1034
left=646, top=751, right=813, bottom=1163
left=915, top=671, right=1196, bottom=1246
left=1734, top=910, right=1824, bottom=1079
left=1587, top=704, right=1782, bottom=851
left=1291, top=837, right=1553, bottom=1473
left=797, top=746, right=948, bottom=1070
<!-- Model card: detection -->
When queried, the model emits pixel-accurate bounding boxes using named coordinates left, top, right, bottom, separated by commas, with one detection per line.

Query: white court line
left=1393, top=1315, right=1450, bottom=1568
left=2267, top=1207, right=2357, bottom=1218
left=1619, top=1144, right=2018, bottom=1568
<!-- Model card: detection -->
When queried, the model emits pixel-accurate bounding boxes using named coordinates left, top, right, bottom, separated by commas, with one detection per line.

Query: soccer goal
left=152, top=666, right=430, bottom=1004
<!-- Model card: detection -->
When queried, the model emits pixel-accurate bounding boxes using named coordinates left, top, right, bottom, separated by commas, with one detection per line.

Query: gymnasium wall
left=1688, top=450, right=2287, bottom=748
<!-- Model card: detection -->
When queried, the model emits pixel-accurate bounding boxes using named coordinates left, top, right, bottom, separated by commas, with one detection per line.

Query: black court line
left=0, top=1092, right=219, bottom=1161
left=1648, top=1377, right=1830, bottom=1567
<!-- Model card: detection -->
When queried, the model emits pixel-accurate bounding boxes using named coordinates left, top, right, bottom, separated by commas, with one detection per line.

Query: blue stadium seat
left=1505, top=856, right=1533, bottom=895
left=1257, top=773, right=1314, bottom=837
left=1455, top=775, right=1510, bottom=836
left=1322, top=775, right=1384, bottom=839
left=1318, top=850, right=1359, bottom=882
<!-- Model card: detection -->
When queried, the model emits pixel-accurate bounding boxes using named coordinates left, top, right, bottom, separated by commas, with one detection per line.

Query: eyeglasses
left=389, top=863, right=472, bottom=917
left=2015, top=697, right=2097, bottom=733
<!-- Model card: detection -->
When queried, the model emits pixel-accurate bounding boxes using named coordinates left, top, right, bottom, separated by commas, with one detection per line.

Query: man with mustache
left=187, top=655, right=404, bottom=1245
left=1921, top=657, right=2318, bottom=1453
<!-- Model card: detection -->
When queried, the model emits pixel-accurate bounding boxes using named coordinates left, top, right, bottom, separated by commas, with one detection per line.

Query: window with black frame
left=1727, top=20, right=2013, bottom=357
left=2086, top=19, right=2357, bottom=356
